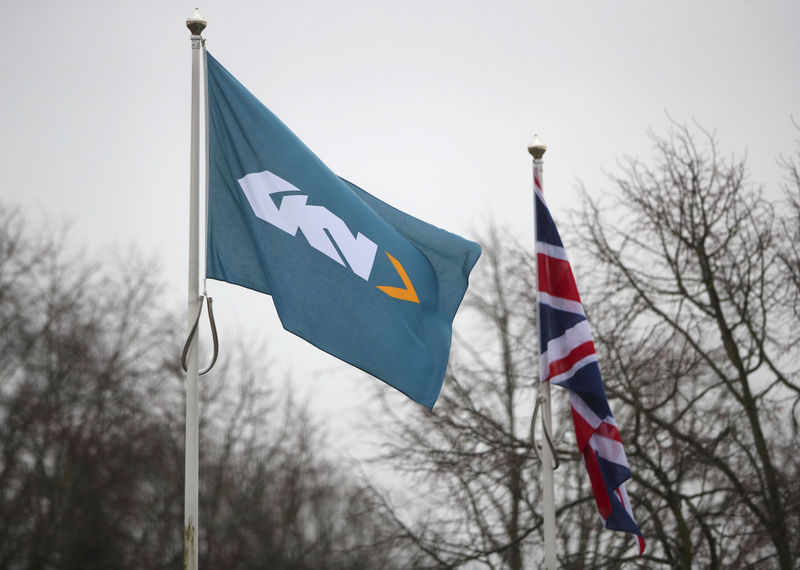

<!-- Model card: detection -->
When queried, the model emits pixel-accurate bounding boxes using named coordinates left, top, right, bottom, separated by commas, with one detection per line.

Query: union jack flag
left=534, top=170, right=645, bottom=554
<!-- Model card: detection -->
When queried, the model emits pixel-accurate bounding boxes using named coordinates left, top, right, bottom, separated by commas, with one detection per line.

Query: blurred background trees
left=0, top=120, right=798, bottom=569
left=574, top=123, right=800, bottom=569
left=367, top=228, right=546, bottom=569
left=369, top=122, right=800, bottom=569
left=0, top=206, right=405, bottom=569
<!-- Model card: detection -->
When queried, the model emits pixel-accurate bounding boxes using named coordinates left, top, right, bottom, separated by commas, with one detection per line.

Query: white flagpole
left=529, top=136, right=557, bottom=569
left=185, top=8, right=206, bottom=570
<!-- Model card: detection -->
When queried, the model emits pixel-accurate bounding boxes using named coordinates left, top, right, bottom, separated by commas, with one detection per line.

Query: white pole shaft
left=541, top=382, right=557, bottom=569
left=185, top=30, right=203, bottom=570
left=533, top=157, right=558, bottom=570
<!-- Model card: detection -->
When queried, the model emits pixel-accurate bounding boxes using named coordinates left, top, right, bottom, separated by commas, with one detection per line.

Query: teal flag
left=205, top=52, right=481, bottom=409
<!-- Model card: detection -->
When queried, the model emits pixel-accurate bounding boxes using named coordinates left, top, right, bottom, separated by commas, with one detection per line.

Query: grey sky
left=2, top=1, right=798, bottom=421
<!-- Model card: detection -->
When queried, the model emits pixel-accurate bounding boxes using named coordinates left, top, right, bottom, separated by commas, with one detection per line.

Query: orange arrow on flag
left=377, top=251, right=420, bottom=303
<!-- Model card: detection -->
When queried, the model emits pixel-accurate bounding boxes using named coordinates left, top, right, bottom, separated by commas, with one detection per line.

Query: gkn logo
left=238, top=170, right=419, bottom=303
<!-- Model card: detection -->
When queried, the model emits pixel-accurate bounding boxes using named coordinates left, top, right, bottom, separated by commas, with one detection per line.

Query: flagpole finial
left=186, top=7, right=207, bottom=36
left=528, top=135, right=547, bottom=159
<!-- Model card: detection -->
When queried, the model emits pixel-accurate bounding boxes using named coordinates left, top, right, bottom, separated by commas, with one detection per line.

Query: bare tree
left=370, top=123, right=800, bottom=569
left=575, top=122, right=800, bottom=569
left=195, top=344, right=408, bottom=570
left=370, top=226, right=649, bottom=569
left=777, top=123, right=800, bottom=330
left=0, top=202, right=407, bottom=569
left=0, top=206, right=182, bottom=569
left=369, top=228, right=559, bottom=569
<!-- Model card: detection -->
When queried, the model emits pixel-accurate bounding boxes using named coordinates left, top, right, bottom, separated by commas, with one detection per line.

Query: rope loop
left=530, top=394, right=560, bottom=470
left=181, top=294, right=219, bottom=376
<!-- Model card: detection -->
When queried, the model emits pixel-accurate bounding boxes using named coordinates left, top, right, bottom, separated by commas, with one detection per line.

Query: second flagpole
left=529, top=136, right=557, bottom=569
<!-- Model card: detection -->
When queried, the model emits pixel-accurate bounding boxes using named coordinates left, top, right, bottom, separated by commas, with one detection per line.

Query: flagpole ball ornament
left=186, top=7, right=206, bottom=36
left=528, top=135, right=547, bottom=159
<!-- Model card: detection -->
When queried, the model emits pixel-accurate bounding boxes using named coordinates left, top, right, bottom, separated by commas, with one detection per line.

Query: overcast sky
left=2, top=1, right=799, bottom=433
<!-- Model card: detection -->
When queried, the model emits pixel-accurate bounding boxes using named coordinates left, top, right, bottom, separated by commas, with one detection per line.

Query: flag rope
left=181, top=294, right=219, bottom=376
left=530, top=394, right=560, bottom=470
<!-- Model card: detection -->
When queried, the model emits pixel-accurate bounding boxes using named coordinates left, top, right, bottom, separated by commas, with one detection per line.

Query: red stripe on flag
left=596, top=420, right=622, bottom=444
left=571, top=404, right=596, bottom=451
left=572, top=404, right=623, bottom=450
left=548, top=341, right=596, bottom=380
left=582, top=446, right=613, bottom=520
left=537, top=253, right=581, bottom=302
